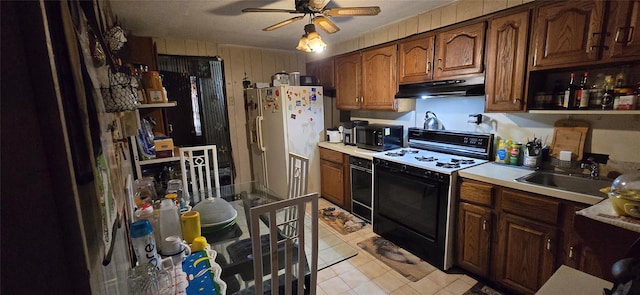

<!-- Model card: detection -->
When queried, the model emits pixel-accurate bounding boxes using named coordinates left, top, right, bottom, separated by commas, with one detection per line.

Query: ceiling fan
left=242, top=0, right=381, bottom=34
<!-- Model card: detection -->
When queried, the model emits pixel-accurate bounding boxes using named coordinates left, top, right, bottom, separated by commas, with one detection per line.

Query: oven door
left=373, top=163, right=450, bottom=269
left=350, top=160, right=372, bottom=222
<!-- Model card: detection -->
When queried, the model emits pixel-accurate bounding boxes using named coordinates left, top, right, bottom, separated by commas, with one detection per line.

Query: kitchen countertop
left=535, top=265, right=612, bottom=295
left=318, top=141, right=378, bottom=160
left=458, top=163, right=606, bottom=205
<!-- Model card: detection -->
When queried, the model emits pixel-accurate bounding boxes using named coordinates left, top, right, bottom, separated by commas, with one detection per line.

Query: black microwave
left=355, top=124, right=403, bottom=151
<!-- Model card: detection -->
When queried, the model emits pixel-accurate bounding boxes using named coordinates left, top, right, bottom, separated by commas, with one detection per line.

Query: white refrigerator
left=245, top=86, right=324, bottom=198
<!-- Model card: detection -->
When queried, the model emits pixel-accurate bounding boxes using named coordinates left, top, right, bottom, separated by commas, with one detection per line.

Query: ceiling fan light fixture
left=296, top=34, right=312, bottom=52
left=296, top=24, right=326, bottom=53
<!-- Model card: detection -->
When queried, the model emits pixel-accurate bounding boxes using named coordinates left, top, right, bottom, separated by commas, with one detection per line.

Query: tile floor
left=314, top=197, right=477, bottom=295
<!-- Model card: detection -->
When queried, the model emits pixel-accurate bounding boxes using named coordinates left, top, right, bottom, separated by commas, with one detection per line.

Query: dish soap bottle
left=495, top=139, right=510, bottom=163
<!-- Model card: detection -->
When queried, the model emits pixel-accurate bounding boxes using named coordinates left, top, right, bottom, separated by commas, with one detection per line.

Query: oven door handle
left=351, top=165, right=372, bottom=173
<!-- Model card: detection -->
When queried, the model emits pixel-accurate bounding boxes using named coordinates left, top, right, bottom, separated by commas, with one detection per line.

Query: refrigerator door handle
left=256, top=116, right=266, bottom=152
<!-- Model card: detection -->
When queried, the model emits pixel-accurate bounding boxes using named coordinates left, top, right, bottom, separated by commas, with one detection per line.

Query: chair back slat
left=287, top=153, right=309, bottom=199
left=249, top=192, right=318, bottom=295
left=179, top=145, right=220, bottom=203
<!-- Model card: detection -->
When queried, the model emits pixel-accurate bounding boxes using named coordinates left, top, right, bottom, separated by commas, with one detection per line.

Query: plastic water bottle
left=130, top=220, right=161, bottom=269
left=158, top=199, right=182, bottom=254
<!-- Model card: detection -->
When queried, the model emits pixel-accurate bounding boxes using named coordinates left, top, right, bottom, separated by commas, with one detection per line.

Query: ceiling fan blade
left=263, top=16, right=305, bottom=31
left=324, top=7, right=381, bottom=17
left=242, top=8, right=298, bottom=13
left=308, top=0, right=330, bottom=11
left=313, top=16, right=340, bottom=34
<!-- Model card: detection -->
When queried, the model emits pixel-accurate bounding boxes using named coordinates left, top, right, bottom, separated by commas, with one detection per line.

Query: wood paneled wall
left=154, top=38, right=307, bottom=184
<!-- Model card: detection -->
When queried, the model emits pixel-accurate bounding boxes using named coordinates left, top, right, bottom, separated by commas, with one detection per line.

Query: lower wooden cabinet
left=319, top=147, right=350, bottom=209
left=456, top=178, right=610, bottom=294
left=457, top=202, right=493, bottom=277
left=495, top=213, right=558, bottom=295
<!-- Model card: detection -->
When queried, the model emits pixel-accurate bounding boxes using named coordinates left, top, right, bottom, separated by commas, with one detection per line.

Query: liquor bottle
left=552, top=80, right=564, bottom=109
left=576, top=72, right=590, bottom=109
left=563, top=73, right=578, bottom=109
left=601, top=75, right=615, bottom=110
left=589, top=73, right=605, bottom=109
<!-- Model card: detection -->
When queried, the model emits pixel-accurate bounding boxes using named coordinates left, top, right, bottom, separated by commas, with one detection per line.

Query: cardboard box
left=154, top=137, right=174, bottom=158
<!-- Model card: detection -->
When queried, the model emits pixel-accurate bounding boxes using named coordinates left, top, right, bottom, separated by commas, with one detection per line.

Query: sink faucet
left=580, top=157, right=600, bottom=179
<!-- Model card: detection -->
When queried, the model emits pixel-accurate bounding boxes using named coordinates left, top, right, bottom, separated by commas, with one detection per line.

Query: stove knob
left=373, top=159, right=380, bottom=165
left=400, top=165, right=407, bottom=172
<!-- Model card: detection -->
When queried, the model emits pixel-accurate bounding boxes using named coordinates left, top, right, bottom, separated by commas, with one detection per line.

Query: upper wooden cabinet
left=529, top=0, right=640, bottom=69
left=361, top=44, right=399, bottom=110
left=398, top=34, right=436, bottom=84
left=485, top=10, right=531, bottom=112
left=306, top=58, right=335, bottom=89
left=335, top=52, right=362, bottom=110
left=335, top=44, right=413, bottom=111
left=435, top=22, right=486, bottom=79
left=602, top=0, right=640, bottom=61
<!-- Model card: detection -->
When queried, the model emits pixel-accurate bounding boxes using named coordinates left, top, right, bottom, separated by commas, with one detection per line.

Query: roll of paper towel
left=559, top=150, right=572, bottom=161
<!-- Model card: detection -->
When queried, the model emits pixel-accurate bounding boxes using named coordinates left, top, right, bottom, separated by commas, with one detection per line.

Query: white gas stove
left=374, top=147, right=488, bottom=174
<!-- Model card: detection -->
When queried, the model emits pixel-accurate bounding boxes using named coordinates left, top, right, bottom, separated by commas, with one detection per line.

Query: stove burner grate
left=436, top=162, right=460, bottom=169
left=415, top=156, right=438, bottom=162
left=385, top=151, right=405, bottom=157
left=401, top=149, right=419, bottom=154
left=451, top=158, right=476, bottom=165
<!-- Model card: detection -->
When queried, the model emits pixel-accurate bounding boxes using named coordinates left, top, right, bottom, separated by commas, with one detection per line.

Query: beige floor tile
left=425, top=269, right=461, bottom=288
left=340, top=290, right=359, bottom=295
left=435, top=288, right=457, bottom=295
left=391, top=284, right=423, bottom=295
left=351, top=282, right=388, bottom=295
left=458, top=274, right=477, bottom=286
left=445, top=278, right=473, bottom=295
left=340, top=268, right=372, bottom=289
left=315, top=285, right=329, bottom=295
left=359, top=260, right=389, bottom=279
left=347, top=251, right=372, bottom=267
left=318, top=276, right=351, bottom=294
left=372, top=270, right=406, bottom=293
left=331, top=260, right=357, bottom=274
left=318, top=267, right=337, bottom=283
left=408, top=276, right=444, bottom=295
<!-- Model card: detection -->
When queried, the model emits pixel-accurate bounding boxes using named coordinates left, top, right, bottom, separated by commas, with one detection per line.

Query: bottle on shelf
left=601, top=75, right=615, bottom=110
left=563, top=73, right=579, bottom=109
left=552, top=80, right=565, bottom=109
left=576, top=72, right=590, bottom=109
left=589, top=73, right=605, bottom=109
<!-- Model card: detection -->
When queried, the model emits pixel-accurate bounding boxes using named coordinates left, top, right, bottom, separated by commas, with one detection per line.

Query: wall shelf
left=138, top=101, right=177, bottom=108
left=528, top=110, right=640, bottom=115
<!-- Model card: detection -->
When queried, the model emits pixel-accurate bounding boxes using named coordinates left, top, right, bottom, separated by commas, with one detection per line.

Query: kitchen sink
left=516, top=171, right=613, bottom=197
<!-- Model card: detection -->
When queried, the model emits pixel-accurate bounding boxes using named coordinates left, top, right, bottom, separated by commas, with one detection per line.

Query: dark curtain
left=158, top=55, right=234, bottom=185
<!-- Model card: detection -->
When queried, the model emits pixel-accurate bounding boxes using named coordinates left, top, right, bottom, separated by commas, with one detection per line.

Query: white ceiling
left=109, top=0, right=455, bottom=51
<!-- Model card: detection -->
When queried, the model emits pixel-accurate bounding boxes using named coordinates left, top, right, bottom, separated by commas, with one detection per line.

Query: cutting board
left=550, top=119, right=589, bottom=160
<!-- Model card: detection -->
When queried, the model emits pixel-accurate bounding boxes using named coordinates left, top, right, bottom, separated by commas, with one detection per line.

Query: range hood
left=395, top=75, right=485, bottom=98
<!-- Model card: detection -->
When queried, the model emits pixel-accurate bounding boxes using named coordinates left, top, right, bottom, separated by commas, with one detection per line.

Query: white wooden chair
left=284, top=153, right=309, bottom=237
left=249, top=192, right=319, bottom=295
left=179, top=145, right=220, bottom=203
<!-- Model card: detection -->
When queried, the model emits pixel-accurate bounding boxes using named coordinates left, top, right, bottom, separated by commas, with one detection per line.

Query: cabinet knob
left=426, top=61, right=431, bottom=73
left=512, top=98, right=520, bottom=105
left=482, top=219, right=487, bottom=231
left=569, top=246, right=574, bottom=258
left=546, top=238, right=552, bottom=251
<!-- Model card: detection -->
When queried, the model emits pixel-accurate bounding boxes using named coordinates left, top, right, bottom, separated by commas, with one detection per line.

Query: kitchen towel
left=318, top=207, right=367, bottom=235
left=357, top=236, right=436, bottom=282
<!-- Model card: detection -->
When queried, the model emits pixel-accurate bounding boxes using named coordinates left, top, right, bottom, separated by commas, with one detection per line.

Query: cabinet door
left=457, top=202, right=492, bottom=277
left=496, top=213, right=558, bottom=295
left=531, top=1, right=605, bottom=69
left=603, top=0, right=640, bottom=60
left=335, top=52, right=362, bottom=110
left=435, top=22, right=485, bottom=79
left=361, top=44, right=398, bottom=111
left=485, top=11, right=530, bottom=112
left=307, top=59, right=335, bottom=89
left=398, top=35, right=435, bottom=84
left=320, top=159, right=344, bottom=207
left=564, top=204, right=606, bottom=279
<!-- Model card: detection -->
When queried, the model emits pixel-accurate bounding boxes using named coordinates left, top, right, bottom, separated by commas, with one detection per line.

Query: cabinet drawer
left=501, top=188, right=561, bottom=224
left=320, top=147, right=343, bottom=163
left=460, top=180, right=494, bottom=207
